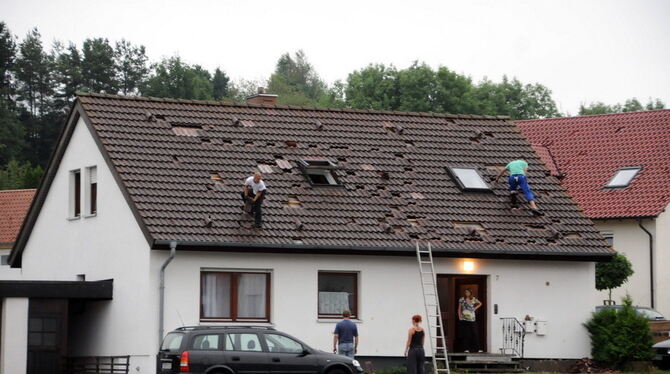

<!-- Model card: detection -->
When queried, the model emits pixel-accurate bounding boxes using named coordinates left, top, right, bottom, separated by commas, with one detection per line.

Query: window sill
left=83, top=213, right=97, bottom=218
left=317, top=318, right=363, bottom=324
left=66, top=216, right=81, bottom=221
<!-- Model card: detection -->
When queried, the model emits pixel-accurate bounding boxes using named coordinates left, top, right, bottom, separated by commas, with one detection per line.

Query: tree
left=0, top=96, right=24, bottom=165
left=114, top=39, right=149, bottom=95
left=15, top=28, right=54, bottom=117
left=475, top=76, right=560, bottom=120
left=52, top=41, right=83, bottom=111
left=211, top=67, right=229, bottom=100
left=143, top=56, right=213, bottom=100
left=596, top=253, right=634, bottom=304
left=579, top=97, right=665, bottom=115
left=434, top=66, right=480, bottom=114
left=0, top=159, right=43, bottom=190
left=0, top=22, right=17, bottom=102
left=345, top=64, right=399, bottom=110
left=81, top=38, right=118, bottom=93
left=267, top=50, right=327, bottom=105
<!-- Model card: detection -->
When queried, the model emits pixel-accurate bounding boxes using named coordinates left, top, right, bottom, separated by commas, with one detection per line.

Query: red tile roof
left=517, top=110, right=670, bottom=219
left=0, top=189, right=35, bottom=245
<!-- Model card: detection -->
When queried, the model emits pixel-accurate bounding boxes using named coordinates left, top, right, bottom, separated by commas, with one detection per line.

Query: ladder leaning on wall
left=415, top=241, right=451, bottom=374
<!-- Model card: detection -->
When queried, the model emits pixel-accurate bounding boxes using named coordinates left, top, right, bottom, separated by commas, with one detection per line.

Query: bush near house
left=585, top=296, right=654, bottom=368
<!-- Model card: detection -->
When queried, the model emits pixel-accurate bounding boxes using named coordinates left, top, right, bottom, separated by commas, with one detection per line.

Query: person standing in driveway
left=333, top=310, right=358, bottom=358
left=404, top=314, right=425, bottom=374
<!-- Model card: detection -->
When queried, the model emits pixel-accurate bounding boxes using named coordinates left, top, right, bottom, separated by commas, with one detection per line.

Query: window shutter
left=89, top=167, right=97, bottom=184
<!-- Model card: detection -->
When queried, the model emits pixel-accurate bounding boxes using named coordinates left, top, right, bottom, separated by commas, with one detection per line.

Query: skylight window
left=299, top=159, right=341, bottom=187
left=605, top=167, right=641, bottom=188
left=448, top=167, right=490, bottom=191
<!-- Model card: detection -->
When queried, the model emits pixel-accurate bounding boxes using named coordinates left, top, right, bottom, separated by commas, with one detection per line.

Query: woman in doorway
left=458, top=289, right=483, bottom=353
left=404, top=314, right=425, bottom=374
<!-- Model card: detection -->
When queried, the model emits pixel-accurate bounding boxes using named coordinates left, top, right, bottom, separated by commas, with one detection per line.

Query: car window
left=225, top=333, right=263, bottom=352
left=637, top=308, right=665, bottom=320
left=191, top=334, right=220, bottom=350
left=263, top=333, right=304, bottom=354
left=161, top=332, right=184, bottom=350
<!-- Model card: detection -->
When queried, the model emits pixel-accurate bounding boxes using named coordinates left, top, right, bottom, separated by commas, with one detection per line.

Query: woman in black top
left=404, top=314, right=425, bottom=374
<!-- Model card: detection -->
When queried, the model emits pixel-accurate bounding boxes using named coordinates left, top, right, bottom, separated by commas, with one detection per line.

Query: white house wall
left=157, top=251, right=595, bottom=360
left=593, top=219, right=654, bottom=308
left=17, top=117, right=156, bottom=372
left=0, top=249, right=23, bottom=280
left=655, top=207, right=670, bottom=317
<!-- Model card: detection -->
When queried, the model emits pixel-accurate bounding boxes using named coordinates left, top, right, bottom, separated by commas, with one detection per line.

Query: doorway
left=436, top=275, right=487, bottom=353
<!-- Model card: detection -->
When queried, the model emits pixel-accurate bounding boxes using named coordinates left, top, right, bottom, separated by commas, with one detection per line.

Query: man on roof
left=494, top=158, right=543, bottom=216
left=241, top=172, right=266, bottom=228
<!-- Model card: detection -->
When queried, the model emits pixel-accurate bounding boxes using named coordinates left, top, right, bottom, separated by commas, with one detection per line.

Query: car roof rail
left=174, top=325, right=275, bottom=331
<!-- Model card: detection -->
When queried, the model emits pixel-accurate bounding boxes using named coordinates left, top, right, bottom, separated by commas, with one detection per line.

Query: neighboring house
left=2, top=93, right=612, bottom=374
left=0, top=189, right=35, bottom=279
left=517, top=110, right=670, bottom=316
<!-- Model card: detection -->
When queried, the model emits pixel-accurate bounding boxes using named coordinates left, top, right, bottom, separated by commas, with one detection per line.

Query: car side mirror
left=299, top=349, right=310, bottom=357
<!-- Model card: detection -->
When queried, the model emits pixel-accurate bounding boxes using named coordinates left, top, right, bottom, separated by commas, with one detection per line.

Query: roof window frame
left=604, top=166, right=642, bottom=189
left=298, top=159, right=344, bottom=188
left=447, top=167, right=492, bottom=192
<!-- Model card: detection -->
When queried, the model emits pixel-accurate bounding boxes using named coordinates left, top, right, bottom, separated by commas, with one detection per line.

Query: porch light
left=463, top=260, right=475, bottom=272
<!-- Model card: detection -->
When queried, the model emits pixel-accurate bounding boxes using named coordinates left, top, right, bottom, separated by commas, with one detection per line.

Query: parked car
left=595, top=305, right=666, bottom=320
left=653, top=339, right=670, bottom=369
left=157, top=325, right=364, bottom=374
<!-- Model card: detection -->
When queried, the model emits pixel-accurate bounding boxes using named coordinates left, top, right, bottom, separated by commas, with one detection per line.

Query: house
left=517, top=110, right=670, bottom=316
left=0, top=189, right=35, bottom=279
left=2, top=92, right=612, bottom=373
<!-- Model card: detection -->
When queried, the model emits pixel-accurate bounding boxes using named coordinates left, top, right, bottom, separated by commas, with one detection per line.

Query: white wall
left=655, top=208, right=670, bottom=317
left=0, top=297, right=28, bottom=374
left=158, top=251, right=595, bottom=359
left=16, top=118, right=156, bottom=373
left=0, top=249, right=23, bottom=280
left=593, top=219, right=654, bottom=307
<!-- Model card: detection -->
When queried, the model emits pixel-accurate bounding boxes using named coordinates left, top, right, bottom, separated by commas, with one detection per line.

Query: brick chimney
left=246, top=87, right=278, bottom=106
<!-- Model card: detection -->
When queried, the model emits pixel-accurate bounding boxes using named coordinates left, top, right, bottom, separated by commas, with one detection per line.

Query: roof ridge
left=517, top=108, right=670, bottom=122
left=0, top=188, right=37, bottom=193
left=75, top=92, right=511, bottom=120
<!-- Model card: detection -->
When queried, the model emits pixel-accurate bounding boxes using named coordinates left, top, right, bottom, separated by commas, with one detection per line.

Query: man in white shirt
left=241, top=172, right=267, bottom=228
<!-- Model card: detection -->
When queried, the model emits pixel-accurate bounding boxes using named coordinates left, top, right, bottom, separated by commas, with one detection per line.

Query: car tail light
left=179, top=351, right=190, bottom=372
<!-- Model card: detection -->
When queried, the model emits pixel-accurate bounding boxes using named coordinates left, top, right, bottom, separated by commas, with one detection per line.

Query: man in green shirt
left=494, top=158, right=543, bottom=216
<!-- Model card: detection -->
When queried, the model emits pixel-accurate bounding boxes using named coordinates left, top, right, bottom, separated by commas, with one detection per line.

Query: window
left=264, top=333, right=304, bottom=353
left=0, top=255, right=8, bottom=266
left=318, top=272, right=358, bottom=318
left=28, top=316, right=59, bottom=348
left=605, top=167, right=641, bottom=188
left=191, top=334, right=220, bottom=350
left=69, top=169, right=81, bottom=218
left=299, top=160, right=341, bottom=186
left=448, top=167, right=490, bottom=191
left=225, top=333, right=263, bottom=351
left=85, top=166, right=97, bottom=215
left=161, top=332, right=184, bottom=350
left=201, top=271, right=270, bottom=322
left=601, top=232, right=614, bottom=247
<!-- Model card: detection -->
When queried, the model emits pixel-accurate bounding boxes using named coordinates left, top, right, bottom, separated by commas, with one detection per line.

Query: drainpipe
left=159, top=241, right=178, bottom=345
left=638, top=220, right=654, bottom=308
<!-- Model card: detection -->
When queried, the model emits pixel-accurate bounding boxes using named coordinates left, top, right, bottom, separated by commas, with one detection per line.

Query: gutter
left=638, top=220, right=655, bottom=308
left=159, top=241, right=177, bottom=345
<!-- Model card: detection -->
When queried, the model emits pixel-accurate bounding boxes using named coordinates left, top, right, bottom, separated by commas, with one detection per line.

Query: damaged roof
left=12, top=93, right=614, bottom=263
left=517, top=110, right=670, bottom=219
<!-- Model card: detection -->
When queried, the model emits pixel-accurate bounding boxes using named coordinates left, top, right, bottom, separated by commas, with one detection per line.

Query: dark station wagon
left=158, top=326, right=364, bottom=374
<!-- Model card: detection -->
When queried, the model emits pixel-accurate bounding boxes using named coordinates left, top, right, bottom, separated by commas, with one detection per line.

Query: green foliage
left=52, top=41, right=83, bottom=110
left=345, top=63, right=399, bottom=110
left=114, top=39, right=149, bottom=95
left=584, top=297, right=654, bottom=367
left=81, top=38, right=118, bottom=93
left=0, top=21, right=16, bottom=101
left=579, top=97, right=665, bottom=115
left=211, top=68, right=230, bottom=100
left=143, top=56, right=213, bottom=100
left=475, top=76, right=560, bottom=119
left=0, top=159, right=43, bottom=189
left=267, top=50, right=327, bottom=106
left=596, top=253, right=634, bottom=303
left=376, top=368, right=407, bottom=374
left=0, top=96, right=24, bottom=165
left=15, top=28, right=54, bottom=116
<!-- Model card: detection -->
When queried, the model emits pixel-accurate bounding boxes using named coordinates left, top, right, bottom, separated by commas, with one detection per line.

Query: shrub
left=376, top=369, right=406, bottom=374
left=584, top=296, right=654, bottom=367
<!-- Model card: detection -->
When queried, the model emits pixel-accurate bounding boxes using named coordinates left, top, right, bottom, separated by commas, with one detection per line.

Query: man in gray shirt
left=241, top=172, right=266, bottom=228
left=333, top=310, right=359, bottom=358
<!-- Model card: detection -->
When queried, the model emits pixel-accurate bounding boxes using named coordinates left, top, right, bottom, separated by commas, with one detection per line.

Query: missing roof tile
left=200, top=136, right=211, bottom=144
left=172, top=155, right=182, bottom=164
left=410, top=192, right=425, bottom=199
left=244, top=141, right=254, bottom=147
left=314, top=120, right=324, bottom=130
left=308, top=144, right=318, bottom=149
left=405, top=140, right=415, bottom=147
left=231, top=116, right=241, bottom=126
left=241, top=120, right=255, bottom=127
left=222, top=139, right=233, bottom=145
left=210, top=173, right=223, bottom=182
left=361, top=164, right=375, bottom=171
left=564, top=232, right=582, bottom=239
left=172, top=126, right=201, bottom=136
left=283, top=195, right=302, bottom=208
left=453, top=222, right=486, bottom=232
left=276, top=159, right=292, bottom=170
left=286, top=140, right=298, bottom=147
left=258, top=164, right=274, bottom=174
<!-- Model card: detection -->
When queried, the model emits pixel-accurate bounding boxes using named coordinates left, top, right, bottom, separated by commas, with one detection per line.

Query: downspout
left=638, top=220, right=654, bottom=308
left=159, top=241, right=178, bottom=345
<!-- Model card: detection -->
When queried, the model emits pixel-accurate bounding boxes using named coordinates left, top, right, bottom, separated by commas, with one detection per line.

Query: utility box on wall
left=536, top=320, right=548, bottom=335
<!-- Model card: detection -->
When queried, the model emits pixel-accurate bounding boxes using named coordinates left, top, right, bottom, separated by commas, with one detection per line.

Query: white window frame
left=605, top=167, right=642, bottom=188
left=448, top=167, right=491, bottom=191
left=84, top=166, right=97, bottom=217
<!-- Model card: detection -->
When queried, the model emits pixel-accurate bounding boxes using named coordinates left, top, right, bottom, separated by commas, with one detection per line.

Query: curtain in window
left=318, top=292, right=350, bottom=314
left=237, top=273, right=266, bottom=318
left=202, top=273, right=231, bottom=318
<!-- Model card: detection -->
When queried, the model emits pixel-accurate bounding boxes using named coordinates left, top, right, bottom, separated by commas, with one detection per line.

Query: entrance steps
left=446, top=353, right=522, bottom=373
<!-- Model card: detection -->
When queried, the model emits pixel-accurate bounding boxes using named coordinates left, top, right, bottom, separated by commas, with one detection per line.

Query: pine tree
left=81, top=38, right=118, bottom=93
left=0, top=22, right=17, bottom=103
left=211, top=68, right=230, bottom=100
left=15, top=28, right=53, bottom=117
left=52, top=41, right=83, bottom=110
left=114, top=39, right=148, bottom=95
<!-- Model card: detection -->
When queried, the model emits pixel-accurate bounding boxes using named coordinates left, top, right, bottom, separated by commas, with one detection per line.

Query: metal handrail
left=500, top=317, right=526, bottom=358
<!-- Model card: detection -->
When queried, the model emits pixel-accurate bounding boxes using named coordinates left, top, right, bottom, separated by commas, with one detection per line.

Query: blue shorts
left=508, top=174, right=535, bottom=201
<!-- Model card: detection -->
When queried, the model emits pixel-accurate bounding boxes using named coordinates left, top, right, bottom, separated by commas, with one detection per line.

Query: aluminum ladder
left=415, top=241, right=450, bottom=374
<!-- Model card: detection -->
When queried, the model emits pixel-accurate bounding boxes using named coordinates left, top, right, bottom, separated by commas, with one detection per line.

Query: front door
left=437, top=275, right=487, bottom=353
left=27, top=299, right=68, bottom=374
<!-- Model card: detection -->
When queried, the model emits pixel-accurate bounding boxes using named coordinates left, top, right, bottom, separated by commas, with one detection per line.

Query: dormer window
left=448, top=167, right=490, bottom=191
left=605, top=167, right=641, bottom=188
left=299, top=160, right=341, bottom=186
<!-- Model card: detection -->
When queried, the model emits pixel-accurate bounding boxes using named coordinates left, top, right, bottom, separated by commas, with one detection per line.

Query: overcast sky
left=4, top=0, right=669, bottom=114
